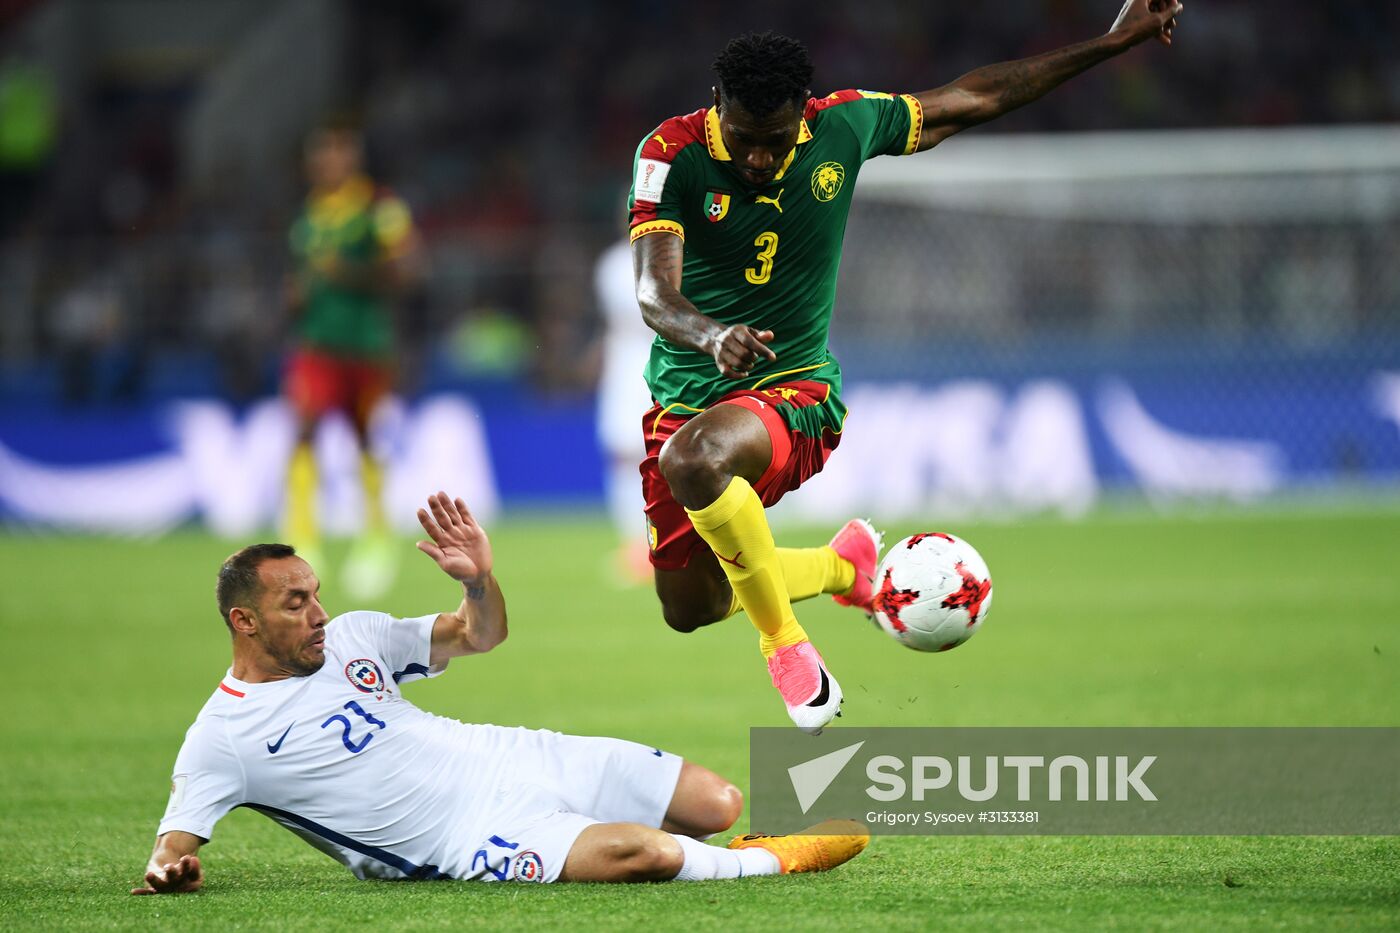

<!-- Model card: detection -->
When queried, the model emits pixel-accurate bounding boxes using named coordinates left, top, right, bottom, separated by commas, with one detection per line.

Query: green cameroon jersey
left=289, top=174, right=415, bottom=358
left=627, top=89, right=922, bottom=433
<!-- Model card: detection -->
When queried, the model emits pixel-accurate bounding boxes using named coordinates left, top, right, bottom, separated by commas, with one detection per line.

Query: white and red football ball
left=871, top=533, right=993, bottom=652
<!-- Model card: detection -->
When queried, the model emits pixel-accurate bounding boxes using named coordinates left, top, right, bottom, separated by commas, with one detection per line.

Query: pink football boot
left=829, top=519, right=883, bottom=614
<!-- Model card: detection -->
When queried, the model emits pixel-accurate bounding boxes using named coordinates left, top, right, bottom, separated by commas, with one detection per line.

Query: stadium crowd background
left=0, top=0, right=1397, bottom=544
left=1, top=0, right=1396, bottom=405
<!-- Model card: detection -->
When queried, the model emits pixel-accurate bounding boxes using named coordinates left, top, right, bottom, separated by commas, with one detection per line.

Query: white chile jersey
left=158, top=611, right=514, bottom=880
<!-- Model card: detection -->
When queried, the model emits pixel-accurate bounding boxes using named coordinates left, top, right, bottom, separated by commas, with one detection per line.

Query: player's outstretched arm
left=131, top=831, right=204, bottom=895
left=416, top=491, right=508, bottom=663
left=912, top=0, right=1182, bottom=151
left=633, top=232, right=777, bottom=380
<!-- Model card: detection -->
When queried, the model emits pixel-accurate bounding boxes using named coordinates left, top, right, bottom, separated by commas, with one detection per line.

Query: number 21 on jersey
left=322, top=700, right=387, bottom=754
left=745, top=231, right=779, bottom=285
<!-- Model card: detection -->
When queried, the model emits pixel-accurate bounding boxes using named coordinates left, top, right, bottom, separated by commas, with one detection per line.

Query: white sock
left=670, top=833, right=780, bottom=881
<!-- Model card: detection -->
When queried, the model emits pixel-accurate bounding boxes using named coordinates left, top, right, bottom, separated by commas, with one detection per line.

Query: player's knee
left=708, top=781, right=743, bottom=833
left=658, top=433, right=730, bottom=505
left=685, top=779, right=744, bottom=835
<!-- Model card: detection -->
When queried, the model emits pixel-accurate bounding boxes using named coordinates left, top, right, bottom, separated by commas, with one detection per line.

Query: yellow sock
left=285, top=442, right=319, bottom=547
left=686, top=477, right=808, bottom=657
left=779, top=546, right=855, bottom=601
left=360, top=452, right=386, bottom=536
left=720, top=546, right=855, bottom=619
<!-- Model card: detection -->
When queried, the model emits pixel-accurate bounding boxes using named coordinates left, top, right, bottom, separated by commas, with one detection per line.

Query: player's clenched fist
left=708, top=324, right=778, bottom=379
left=1109, top=0, right=1183, bottom=47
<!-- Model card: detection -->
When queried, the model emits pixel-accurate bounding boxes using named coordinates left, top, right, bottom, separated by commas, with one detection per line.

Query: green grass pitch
left=2, top=508, right=1398, bottom=930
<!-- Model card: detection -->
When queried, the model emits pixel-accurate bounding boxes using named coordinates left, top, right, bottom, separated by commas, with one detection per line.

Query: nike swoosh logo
left=267, top=722, right=295, bottom=754
left=805, top=669, right=831, bottom=708
left=652, top=748, right=664, bottom=757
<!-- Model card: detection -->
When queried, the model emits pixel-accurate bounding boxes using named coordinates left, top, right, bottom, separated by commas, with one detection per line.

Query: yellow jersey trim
left=650, top=363, right=838, bottom=437
left=704, top=108, right=814, bottom=164
left=308, top=174, right=375, bottom=227
left=900, top=94, right=924, bottom=155
left=704, top=108, right=731, bottom=161
left=749, top=361, right=828, bottom=390
left=772, top=147, right=797, bottom=182
left=630, top=220, right=685, bottom=243
left=650, top=402, right=707, bottom=439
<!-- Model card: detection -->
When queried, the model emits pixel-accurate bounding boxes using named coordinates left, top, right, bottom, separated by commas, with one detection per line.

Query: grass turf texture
left=1, top=509, right=1398, bottom=930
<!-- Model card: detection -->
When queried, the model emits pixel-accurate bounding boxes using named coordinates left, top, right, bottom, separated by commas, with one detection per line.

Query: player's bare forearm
left=914, top=0, right=1182, bottom=150
left=431, top=573, right=507, bottom=664
left=419, top=492, right=506, bottom=662
left=132, top=831, right=204, bottom=895
left=920, top=36, right=1124, bottom=134
left=633, top=233, right=719, bottom=352
left=632, top=233, right=777, bottom=378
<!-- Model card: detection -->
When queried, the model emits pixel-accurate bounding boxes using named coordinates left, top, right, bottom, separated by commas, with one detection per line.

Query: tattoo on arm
left=466, top=583, right=486, bottom=601
left=986, top=43, right=1100, bottom=113
left=645, top=234, right=684, bottom=288
left=636, top=234, right=723, bottom=353
left=920, top=35, right=1121, bottom=142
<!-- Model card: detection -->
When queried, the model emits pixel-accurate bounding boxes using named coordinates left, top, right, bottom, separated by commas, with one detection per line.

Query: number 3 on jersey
left=745, top=231, right=779, bottom=285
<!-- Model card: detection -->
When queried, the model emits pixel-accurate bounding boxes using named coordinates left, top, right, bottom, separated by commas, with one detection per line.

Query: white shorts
left=463, top=729, right=683, bottom=883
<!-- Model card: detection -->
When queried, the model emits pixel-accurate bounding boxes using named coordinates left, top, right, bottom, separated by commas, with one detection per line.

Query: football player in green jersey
left=627, top=1, right=1182, bottom=732
left=283, top=122, right=422, bottom=598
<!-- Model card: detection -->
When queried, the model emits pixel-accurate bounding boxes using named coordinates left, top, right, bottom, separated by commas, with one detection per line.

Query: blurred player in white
left=594, top=238, right=656, bottom=584
left=133, top=492, right=866, bottom=892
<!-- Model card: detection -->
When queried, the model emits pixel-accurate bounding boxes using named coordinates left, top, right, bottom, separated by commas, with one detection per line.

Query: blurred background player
left=594, top=237, right=656, bottom=585
left=283, top=120, right=422, bottom=597
left=629, top=3, right=1182, bottom=732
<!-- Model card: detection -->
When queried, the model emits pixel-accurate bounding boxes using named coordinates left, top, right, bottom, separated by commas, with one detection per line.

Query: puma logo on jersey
left=755, top=188, right=784, bottom=213
left=652, top=134, right=673, bottom=153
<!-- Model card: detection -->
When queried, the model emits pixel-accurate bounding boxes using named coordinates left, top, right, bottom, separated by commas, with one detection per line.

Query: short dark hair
left=217, top=543, right=296, bottom=630
left=713, top=32, right=813, bottom=118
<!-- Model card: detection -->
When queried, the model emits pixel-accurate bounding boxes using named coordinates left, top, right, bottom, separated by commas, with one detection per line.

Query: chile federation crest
left=345, top=659, right=386, bottom=693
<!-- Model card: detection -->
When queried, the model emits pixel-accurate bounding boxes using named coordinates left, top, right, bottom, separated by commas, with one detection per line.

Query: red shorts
left=639, top=380, right=842, bottom=571
left=284, top=348, right=393, bottom=429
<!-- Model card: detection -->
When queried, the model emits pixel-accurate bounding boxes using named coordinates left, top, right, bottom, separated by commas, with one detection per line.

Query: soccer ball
left=871, top=533, right=993, bottom=652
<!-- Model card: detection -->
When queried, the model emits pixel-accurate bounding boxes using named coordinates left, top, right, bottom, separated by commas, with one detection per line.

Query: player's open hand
left=131, top=854, right=203, bottom=895
left=416, top=491, right=493, bottom=585
left=1109, top=0, right=1182, bottom=47
left=710, top=324, right=778, bottom=379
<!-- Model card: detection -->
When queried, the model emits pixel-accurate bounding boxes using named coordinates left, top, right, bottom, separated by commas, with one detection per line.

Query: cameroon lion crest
left=810, top=161, right=846, bottom=202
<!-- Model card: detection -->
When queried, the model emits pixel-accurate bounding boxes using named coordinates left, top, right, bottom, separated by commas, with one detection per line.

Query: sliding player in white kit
left=132, top=492, right=866, bottom=893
